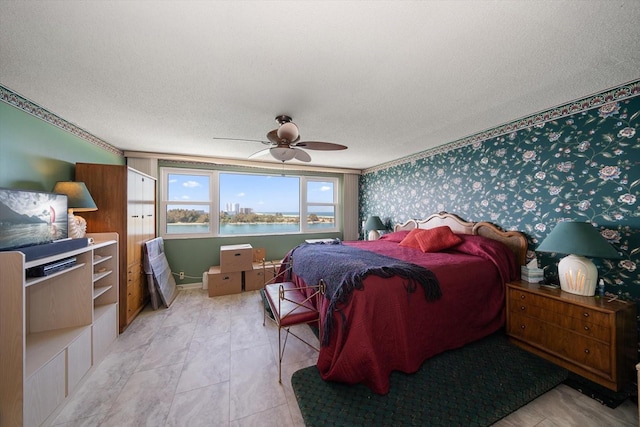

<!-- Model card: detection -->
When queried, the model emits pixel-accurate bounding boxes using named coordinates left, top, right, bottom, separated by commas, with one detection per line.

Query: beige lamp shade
left=52, top=181, right=97, bottom=238
left=52, top=181, right=97, bottom=212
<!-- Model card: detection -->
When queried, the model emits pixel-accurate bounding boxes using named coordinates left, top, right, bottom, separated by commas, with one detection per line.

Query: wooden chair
left=262, top=261, right=325, bottom=382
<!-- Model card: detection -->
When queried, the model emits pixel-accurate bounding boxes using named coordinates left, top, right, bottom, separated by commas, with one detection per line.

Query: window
left=219, top=173, right=300, bottom=235
left=160, top=168, right=339, bottom=238
left=305, top=179, right=337, bottom=231
left=161, top=170, right=214, bottom=237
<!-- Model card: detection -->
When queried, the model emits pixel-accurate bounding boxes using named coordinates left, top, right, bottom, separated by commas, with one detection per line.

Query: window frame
left=302, top=177, right=339, bottom=232
left=159, top=167, right=340, bottom=239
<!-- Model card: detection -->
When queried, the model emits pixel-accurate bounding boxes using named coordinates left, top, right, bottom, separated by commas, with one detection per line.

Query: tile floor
left=51, top=289, right=638, bottom=426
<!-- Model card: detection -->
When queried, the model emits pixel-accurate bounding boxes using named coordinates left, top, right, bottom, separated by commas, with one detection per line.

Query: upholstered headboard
left=394, top=212, right=528, bottom=266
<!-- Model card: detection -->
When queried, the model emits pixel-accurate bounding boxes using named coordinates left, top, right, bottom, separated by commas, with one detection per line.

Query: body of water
left=167, top=222, right=335, bottom=235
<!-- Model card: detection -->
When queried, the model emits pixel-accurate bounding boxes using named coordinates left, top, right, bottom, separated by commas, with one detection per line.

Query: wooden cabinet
left=506, top=280, right=636, bottom=391
left=0, top=234, right=118, bottom=427
left=75, top=163, right=156, bottom=332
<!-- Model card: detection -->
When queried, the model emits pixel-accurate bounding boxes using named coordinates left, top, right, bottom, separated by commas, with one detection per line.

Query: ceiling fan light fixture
left=277, top=121, right=299, bottom=142
left=270, top=146, right=296, bottom=161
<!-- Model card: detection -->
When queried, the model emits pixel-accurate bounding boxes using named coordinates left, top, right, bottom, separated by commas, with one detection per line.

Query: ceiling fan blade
left=295, top=141, right=348, bottom=151
left=248, top=147, right=271, bottom=159
left=266, top=130, right=280, bottom=144
left=293, top=148, right=311, bottom=162
left=212, top=137, right=270, bottom=145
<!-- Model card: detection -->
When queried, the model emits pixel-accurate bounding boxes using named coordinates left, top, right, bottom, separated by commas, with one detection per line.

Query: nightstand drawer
left=508, top=312, right=611, bottom=375
left=508, top=289, right=610, bottom=326
left=508, top=300, right=610, bottom=342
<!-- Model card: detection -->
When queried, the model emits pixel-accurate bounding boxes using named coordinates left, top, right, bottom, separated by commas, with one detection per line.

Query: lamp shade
left=270, top=147, right=296, bottom=161
left=365, top=215, right=385, bottom=241
left=536, top=221, right=619, bottom=259
left=277, top=121, right=299, bottom=142
left=52, top=181, right=97, bottom=212
left=365, top=216, right=385, bottom=231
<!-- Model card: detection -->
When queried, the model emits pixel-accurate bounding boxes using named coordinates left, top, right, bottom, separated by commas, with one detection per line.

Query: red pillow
left=415, top=226, right=462, bottom=252
left=379, top=230, right=410, bottom=242
left=398, top=228, right=427, bottom=250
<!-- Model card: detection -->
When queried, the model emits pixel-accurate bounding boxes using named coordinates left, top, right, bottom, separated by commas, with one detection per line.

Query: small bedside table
left=506, top=280, right=636, bottom=391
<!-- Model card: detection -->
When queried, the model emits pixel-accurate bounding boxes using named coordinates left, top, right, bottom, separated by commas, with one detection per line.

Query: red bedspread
left=285, top=232, right=519, bottom=394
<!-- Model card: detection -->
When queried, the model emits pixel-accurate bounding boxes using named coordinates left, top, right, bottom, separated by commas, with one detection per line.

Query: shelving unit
left=76, top=163, right=156, bottom=332
left=0, top=233, right=119, bottom=427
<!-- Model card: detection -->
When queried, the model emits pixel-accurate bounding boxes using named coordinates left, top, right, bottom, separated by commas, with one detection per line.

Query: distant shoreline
left=172, top=219, right=334, bottom=226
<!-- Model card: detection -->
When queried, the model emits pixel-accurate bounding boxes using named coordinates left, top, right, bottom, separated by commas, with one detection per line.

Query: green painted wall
left=1, top=96, right=342, bottom=286
left=166, top=232, right=342, bottom=284
left=0, top=100, right=123, bottom=190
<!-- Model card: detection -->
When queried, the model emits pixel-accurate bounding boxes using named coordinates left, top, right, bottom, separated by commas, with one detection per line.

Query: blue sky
left=168, top=172, right=334, bottom=213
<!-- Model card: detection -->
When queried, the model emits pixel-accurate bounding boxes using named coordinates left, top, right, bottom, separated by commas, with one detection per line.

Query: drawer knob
left=584, top=326, right=590, bottom=331
left=520, top=306, right=526, bottom=311
left=583, top=312, right=590, bottom=318
left=520, top=325, right=525, bottom=330
left=584, top=348, right=590, bottom=354
left=520, top=295, right=526, bottom=300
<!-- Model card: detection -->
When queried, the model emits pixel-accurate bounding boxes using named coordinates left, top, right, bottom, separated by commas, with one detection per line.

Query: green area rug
left=292, top=331, right=568, bottom=426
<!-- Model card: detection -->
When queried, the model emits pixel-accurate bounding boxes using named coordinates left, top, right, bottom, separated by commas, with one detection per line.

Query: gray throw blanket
left=290, top=243, right=441, bottom=346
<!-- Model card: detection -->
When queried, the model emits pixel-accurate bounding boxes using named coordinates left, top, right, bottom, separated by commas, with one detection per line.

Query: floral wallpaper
left=360, top=86, right=640, bottom=307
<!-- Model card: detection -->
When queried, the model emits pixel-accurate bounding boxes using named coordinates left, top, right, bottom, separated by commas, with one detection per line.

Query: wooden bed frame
left=394, top=211, right=528, bottom=266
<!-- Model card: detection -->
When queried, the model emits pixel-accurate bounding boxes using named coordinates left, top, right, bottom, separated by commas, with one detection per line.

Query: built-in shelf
left=0, top=233, right=119, bottom=427
left=94, top=303, right=115, bottom=321
left=93, top=270, right=112, bottom=282
left=25, top=326, right=91, bottom=378
left=93, top=254, right=113, bottom=266
left=93, top=285, right=112, bottom=300
left=25, top=263, right=86, bottom=287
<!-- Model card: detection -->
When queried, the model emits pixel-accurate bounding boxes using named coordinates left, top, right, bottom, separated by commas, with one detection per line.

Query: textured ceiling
left=1, top=1, right=639, bottom=171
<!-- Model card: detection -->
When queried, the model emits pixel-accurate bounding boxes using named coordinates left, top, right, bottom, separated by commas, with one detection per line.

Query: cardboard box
left=244, top=262, right=276, bottom=291
left=252, top=247, right=266, bottom=262
left=207, top=266, right=242, bottom=297
left=220, top=244, right=253, bottom=273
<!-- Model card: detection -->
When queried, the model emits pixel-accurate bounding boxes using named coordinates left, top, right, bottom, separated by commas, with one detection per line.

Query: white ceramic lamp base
left=558, top=254, right=598, bottom=296
left=368, top=230, right=381, bottom=241
left=68, top=212, right=88, bottom=239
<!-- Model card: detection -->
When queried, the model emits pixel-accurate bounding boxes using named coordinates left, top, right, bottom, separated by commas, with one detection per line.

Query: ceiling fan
left=214, top=115, right=347, bottom=162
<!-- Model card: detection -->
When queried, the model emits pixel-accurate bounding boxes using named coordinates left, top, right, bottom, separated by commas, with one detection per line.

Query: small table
left=506, top=280, right=636, bottom=391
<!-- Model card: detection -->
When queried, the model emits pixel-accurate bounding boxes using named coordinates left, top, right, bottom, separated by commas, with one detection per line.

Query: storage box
left=220, top=244, right=253, bottom=273
left=252, top=247, right=266, bottom=262
left=207, top=266, right=242, bottom=297
left=244, top=262, right=276, bottom=291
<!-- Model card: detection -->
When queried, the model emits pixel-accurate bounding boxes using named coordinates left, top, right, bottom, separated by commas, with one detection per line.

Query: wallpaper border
left=3, top=80, right=639, bottom=168
left=364, top=80, right=640, bottom=175
left=0, top=84, right=124, bottom=157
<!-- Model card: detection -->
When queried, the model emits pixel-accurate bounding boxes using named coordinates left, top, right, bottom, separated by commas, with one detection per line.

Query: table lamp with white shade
left=52, top=181, right=98, bottom=239
left=536, top=221, right=620, bottom=296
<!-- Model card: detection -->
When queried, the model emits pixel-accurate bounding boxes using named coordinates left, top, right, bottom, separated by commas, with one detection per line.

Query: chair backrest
left=278, top=279, right=325, bottom=322
left=262, top=257, right=292, bottom=286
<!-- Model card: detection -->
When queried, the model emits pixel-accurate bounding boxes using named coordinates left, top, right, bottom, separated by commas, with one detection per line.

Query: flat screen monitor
left=0, top=188, right=69, bottom=251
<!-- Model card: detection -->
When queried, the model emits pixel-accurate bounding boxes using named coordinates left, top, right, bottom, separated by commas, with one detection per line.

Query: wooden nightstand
left=506, top=280, right=636, bottom=391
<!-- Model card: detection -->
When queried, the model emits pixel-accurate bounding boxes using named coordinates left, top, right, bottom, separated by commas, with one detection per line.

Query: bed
left=279, top=212, right=528, bottom=394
